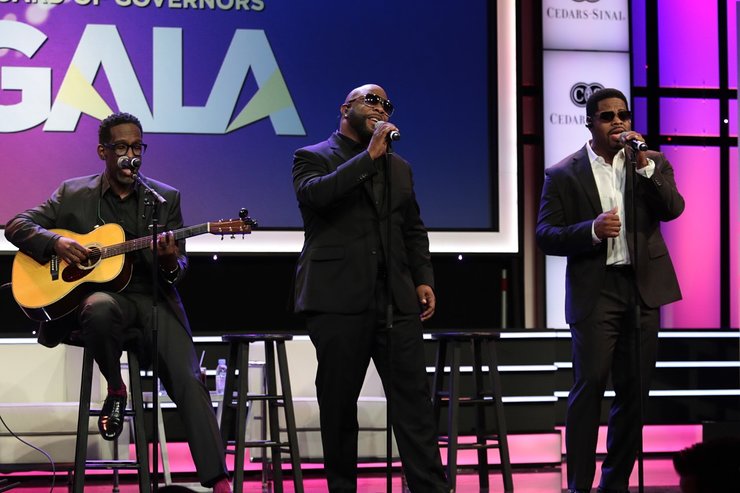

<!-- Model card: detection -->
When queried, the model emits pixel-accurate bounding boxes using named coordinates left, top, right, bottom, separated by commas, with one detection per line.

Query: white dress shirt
left=586, top=141, right=655, bottom=266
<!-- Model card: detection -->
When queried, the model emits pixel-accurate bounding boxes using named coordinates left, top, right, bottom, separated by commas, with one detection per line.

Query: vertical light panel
left=658, top=0, right=719, bottom=88
left=729, top=0, right=737, bottom=89
left=632, top=0, right=648, bottom=87
left=542, top=1, right=630, bottom=328
left=660, top=147, right=721, bottom=328
left=633, top=97, right=648, bottom=135
left=659, top=99, right=720, bottom=136
left=731, top=147, right=739, bottom=328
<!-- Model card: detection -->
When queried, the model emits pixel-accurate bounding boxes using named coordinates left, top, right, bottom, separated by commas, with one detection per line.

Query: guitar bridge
left=50, top=255, right=59, bottom=281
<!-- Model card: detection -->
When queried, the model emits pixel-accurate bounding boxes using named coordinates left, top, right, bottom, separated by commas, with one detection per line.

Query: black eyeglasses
left=594, top=110, right=632, bottom=122
left=102, top=142, right=148, bottom=157
left=346, top=93, right=395, bottom=116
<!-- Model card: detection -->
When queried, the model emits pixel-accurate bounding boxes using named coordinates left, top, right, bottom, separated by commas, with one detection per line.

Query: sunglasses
left=346, top=93, right=395, bottom=116
left=594, top=110, right=632, bottom=122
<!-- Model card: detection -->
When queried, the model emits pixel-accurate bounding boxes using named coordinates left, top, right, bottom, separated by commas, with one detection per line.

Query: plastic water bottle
left=215, top=358, right=227, bottom=395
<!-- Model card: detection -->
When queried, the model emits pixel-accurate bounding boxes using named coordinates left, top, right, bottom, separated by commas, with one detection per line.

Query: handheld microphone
left=619, top=132, right=648, bottom=152
left=117, top=156, right=142, bottom=170
left=374, top=120, right=401, bottom=141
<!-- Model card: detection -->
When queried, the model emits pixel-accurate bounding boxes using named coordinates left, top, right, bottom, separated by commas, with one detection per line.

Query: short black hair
left=585, top=88, right=629, bottom=118
left=98, top=112, right=143, bottom=144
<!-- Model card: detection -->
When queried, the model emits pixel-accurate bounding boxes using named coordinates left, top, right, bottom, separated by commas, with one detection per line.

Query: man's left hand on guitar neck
left=155, top=230, right=180, bottom=279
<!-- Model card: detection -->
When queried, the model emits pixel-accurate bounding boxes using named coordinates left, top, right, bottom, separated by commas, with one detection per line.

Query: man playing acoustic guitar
left=4, top=113, right=232, bottom=493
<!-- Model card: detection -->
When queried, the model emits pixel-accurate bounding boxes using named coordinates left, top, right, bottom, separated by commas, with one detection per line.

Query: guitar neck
left=100, top=223, right=210, bottom=259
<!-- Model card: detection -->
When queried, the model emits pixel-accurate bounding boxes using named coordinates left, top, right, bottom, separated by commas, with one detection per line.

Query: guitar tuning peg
left=239, top=208, right=249, bottom=219
left=230, top=234, right=235, bottom=239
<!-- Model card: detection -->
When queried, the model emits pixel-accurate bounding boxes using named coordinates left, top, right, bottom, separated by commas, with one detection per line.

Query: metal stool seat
left=219, top=333, right=303, bottom=493
left=431, top=331, right=513, bottom=492
left=67, top=338, right=150, bottom=493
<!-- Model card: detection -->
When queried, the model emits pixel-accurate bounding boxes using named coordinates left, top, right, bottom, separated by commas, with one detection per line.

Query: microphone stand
left=383, top=143, right=394, bottom=493
left=133, top=171, right=167, bottom=493
left=628, top=150, right=645, bottom=493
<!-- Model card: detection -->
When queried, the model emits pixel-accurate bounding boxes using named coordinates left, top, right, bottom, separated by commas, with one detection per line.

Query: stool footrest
left=224, top=395, right=284, bottom=403
left=435, top=395, right=498, bottom=404
left=439, top=441, right=503, bottom=450
left=226, top=439, right=290, bottom=449
left=439, top=434, right=503, bottom=443
left=83, top=460, right=145, bottom=470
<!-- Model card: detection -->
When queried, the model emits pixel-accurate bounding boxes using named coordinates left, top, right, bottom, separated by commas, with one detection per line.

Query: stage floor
left=0, top=442, right=683, bottom=492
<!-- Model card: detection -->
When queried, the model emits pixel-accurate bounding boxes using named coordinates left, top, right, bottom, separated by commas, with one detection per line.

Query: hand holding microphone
left=619, top=131, right=648, bottom=152
left=368, top=120, right=401, bottom=159
left=375, top=120, right=401, bottom=142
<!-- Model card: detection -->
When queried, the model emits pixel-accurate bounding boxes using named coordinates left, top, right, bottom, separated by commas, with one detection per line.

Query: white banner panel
left=542, top=50, right=630, bottom=328
left=543, top=50, right=631, bottom=168
left=542, top=0, right=630, bottom=51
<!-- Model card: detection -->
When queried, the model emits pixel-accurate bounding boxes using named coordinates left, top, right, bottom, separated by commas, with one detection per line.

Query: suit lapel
left=573, top=148, right=603, bottom=216
left=328, top=134, right=376, bottom=206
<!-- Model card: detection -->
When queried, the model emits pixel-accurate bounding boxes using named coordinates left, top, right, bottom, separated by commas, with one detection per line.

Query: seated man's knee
left=79, top=292, right=120, bottom=329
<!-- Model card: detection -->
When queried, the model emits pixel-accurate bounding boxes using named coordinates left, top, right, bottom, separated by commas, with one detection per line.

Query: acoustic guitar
left=11, top=217, right=253, bottom=322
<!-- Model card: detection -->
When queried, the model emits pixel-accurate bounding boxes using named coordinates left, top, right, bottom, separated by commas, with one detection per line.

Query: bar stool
left=68, top=340, right=150, bottom=493
left=218, top=334, right=303, bottom=493
left=431, top=331, right=513, bottom=492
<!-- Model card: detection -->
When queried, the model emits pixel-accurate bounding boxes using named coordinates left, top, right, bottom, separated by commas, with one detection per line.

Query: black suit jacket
left=5, top=173, right=190, bottom=346
left=536, top=146, right=684, bottom=324
left=292, top=131, right=433, bottom=315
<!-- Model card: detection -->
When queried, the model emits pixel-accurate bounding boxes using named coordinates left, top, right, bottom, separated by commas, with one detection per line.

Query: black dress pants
left=566, top=267, right=659, bottom=491
left=305, top=281, right=447, bottom=493
left=78, top=290, right=228, bottom=486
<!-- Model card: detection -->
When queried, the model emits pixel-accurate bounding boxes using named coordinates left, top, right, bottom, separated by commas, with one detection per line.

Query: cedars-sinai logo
left=570, top=83, right=604, bottom=107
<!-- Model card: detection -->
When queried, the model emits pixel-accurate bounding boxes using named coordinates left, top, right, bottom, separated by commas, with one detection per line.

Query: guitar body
left=11, top=224, right=132, bottom=322
left=10, top=213, right=254, bottom=322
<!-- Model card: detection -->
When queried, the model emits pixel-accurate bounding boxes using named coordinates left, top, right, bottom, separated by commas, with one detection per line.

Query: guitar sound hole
left=79, top=248, right=102, bottom=269
left=61, top=247, right=102, bottom=282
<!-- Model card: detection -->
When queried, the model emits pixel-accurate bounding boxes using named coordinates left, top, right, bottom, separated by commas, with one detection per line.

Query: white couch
left=0, top=340, right=126, bottom=467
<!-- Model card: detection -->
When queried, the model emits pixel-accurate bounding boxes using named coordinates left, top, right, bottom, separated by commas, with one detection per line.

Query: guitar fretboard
left=99, top=223, right=211, bottom=260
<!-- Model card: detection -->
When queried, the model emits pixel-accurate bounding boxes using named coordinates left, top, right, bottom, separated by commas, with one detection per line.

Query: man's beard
left=348, top=112, right=373, bottom=144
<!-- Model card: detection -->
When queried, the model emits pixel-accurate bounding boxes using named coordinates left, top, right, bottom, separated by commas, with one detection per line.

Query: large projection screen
left=0, top=1, right=517, bottom=253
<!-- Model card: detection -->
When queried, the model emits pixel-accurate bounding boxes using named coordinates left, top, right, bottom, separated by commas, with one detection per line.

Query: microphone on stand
left=619, top=132, right=648, bottom=152
left=374, top=120, right=401, bottom=141
left=117, top=156, right=142, bottom=170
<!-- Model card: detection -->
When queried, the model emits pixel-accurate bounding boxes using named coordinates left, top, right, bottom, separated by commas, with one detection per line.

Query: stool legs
left=72, top=349, right=94, bottom=493
left=264, top=342, right=285, bottom=492
left=433, top=337, right=513, bottom=492
left=221, top=339, right=303, bottom=493
left=472, top=339, right=490, bottom=490
left=72, top=348, right=150, bottom=493
left=482, top=339, right=513, bottom=492
left=233, top=342, right=251, bottom=493
left=127, top=352, right=151, bottom=493
left=446, top=341, right=462, bottom=490
left=275, top=341, right=304, bottom=491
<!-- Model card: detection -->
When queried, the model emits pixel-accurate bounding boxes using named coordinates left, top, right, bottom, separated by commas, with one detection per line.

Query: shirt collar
left=335, top=131, right=366, bottom=153
left=586, top=140, right=625, bottom=167
left=101, top=172, right=137, bottom=198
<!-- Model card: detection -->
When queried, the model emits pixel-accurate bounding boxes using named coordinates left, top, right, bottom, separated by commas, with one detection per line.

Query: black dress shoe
left=98, top=394, right=126, bottom=441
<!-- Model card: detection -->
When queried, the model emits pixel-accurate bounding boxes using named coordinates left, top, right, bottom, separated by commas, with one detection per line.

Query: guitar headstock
left=209, top=209, right=257, bottom=236
left=239, top=208, right=258, bottom=228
